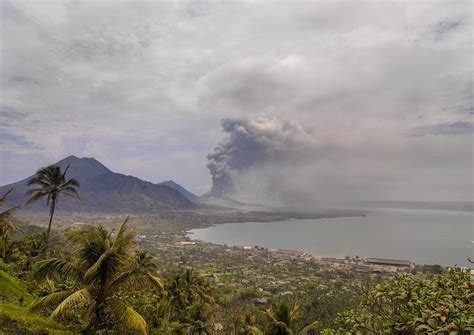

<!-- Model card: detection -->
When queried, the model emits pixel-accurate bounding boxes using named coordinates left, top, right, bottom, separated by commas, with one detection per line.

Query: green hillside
left=0, top=270, right=31, bottom=303
left=0, top=270, right=78, bottom=335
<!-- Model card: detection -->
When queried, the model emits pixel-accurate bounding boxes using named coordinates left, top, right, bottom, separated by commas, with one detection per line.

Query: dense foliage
left=321, top=269, right=473, bottom=334
left=30, top=217, right=163, bottom=334
left=0, top=188, right=24, bottom=262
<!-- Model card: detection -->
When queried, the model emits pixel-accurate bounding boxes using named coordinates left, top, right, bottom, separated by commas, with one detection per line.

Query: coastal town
left=131, top=215, right=419, bottom=305
left=17, top=210, right=435, bottom=307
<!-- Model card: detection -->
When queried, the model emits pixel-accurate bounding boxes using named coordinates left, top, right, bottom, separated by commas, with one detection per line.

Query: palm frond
left=262, top=308, right=290, bottom=330
left=289, top=303, right=300, bottom=321
left=33, top=180, right=54, bottom=189
left=83, top=249, right=112, bottom=283
left=61, top=178, right=80, bottom=188
left=62, top=191, right=80, bottom=201
left=27, top=175, right=45, bottom=186
left=106, top=298, right=148, bottom=335
left=0, top=204, right=23, bottom=220
left=50, top=288, right=92, bottom=319
left=30, top=290, right=72, bottom=312
left=61, top=164, right=70, bottom=180
left=244, top=326, right=264, bottom=335
left=0, top=217, right=25, bottom=234
left=34, top=257, right=82, bottom=282
left=25, top=188, right=45, bottom=196
left=45, top=277, right=57, bottom=293
left=27, top=167, right=56, bottom=188
left=299, top=321, right=319, bottom=335
left=110, top=270, right=164, bottom=293
left=60, top=186, right=79, bottom=194
left=113, top=216, right=131, bottom=243
left=72, top=224, right=114, bottom=269
left=25, top=192, right=49, bottom=205
left=111, top=216, right=136, bottom=257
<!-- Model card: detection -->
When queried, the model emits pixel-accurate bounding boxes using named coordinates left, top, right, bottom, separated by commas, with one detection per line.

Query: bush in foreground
left=322, top=268, right=473, bottom=334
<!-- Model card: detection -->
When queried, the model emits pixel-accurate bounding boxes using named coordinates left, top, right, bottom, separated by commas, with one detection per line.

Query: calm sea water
left=188, top=208, right=473, bottom=267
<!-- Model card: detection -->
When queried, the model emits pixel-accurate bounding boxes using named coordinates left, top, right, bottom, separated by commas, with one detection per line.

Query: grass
left=0, top=303, right=79, bottom=334
left=0, top=270, right=31, bottom=303
left=0, top=270, right=79, bottom=334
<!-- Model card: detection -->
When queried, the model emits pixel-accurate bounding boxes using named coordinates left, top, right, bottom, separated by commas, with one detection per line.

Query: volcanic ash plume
left=207, top=117, right=316, bottom=196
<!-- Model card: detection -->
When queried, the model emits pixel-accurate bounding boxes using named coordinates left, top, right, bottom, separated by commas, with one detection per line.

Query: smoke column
left=207, top=116, right=316, bottom=196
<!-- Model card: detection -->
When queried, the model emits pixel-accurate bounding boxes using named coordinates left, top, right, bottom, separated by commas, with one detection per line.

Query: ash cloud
left=207, top=115, right=474, bottom=207
left=207, top=117, right=318, bottom=197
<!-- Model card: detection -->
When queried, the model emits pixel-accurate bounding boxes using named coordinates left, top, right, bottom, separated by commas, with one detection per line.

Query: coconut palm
left=0, top=188, right=24, bottom=261
left=262, top=302, right=318, bottom=335
left=134, top=250, right=156, bottom=271
left=239, top=312, right=264, bottom=335
left=26, top=164, right=80, bottom=250
left=156, top=268, right=216, bottom=334
left=30, top=216, right=163, bottom=334
left=184, top=302, right=215, bottom=335
left=165, top=268, right=215, bottom=315
left=154, top=298, right=188, bottom=335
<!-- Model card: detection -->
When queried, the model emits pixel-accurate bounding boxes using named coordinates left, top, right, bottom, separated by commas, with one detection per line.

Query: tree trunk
left=1, top=236, right=6, bottom=260
left=45, top=197, right=56, bottom=252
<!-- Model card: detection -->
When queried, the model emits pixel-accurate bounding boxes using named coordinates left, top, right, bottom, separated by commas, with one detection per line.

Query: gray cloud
left=433, top=19, right=463, bottom=40
left=409, top=122, right=474, bottom=136
left=0, top=0, right=472, bottom=200
left=0, top=130, right=31, bottom=147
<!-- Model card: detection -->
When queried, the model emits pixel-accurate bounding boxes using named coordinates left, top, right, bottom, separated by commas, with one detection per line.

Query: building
left=365, top=257, right=413, bottom=267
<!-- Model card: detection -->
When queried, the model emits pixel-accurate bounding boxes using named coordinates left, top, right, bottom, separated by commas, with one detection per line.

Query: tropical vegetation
left=0, top=188, right=23, bottom=262
left=26, top=164, right=80, bottom=250
left=30, top=217, right=163, bottom=334
left=320, top=268, right=474, bottom=334
left=248, top=302, right=319, bottom=335
left=0, top=162, right=472, bottom=334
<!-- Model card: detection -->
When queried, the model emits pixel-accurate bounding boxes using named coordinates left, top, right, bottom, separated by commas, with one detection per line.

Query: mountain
left=158, top=180, right=198, bottom=202
left=0, top=155, right=195, bottom=213
left=198, top=192, right=265, bottom=210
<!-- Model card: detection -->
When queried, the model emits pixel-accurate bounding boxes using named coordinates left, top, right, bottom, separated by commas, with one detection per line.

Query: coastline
left=184, top=208, right=473, bottom=267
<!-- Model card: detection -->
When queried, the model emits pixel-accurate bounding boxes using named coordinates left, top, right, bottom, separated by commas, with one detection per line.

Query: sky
left=0, top=0, right=472, bottom=202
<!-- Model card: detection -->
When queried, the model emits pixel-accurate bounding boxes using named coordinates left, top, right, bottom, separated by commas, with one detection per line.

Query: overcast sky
left=0, top=0, right=472, bottom=201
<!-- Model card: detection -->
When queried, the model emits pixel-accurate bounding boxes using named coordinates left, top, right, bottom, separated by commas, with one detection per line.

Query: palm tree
left=0, top=188, right=24, bottom=261
left=26, top=164, right=80, bottom=250
left=30, top=216, right=163, bottom=334
left=184, top=302, right=215, bottom=335
left=154, top=298, right=188, bottom=335
left=262, top=302, right=318, bottom=335
left=166, top=268, right=215, bottom=313
left=156, top=268, right=216, bottom=334
left=134, top=250, right=156, bottom=271
left=239, top=312, right=264, bottom=335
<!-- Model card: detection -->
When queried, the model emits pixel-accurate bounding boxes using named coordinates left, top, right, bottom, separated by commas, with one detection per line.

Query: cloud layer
left=0, top=0, right=472, bottom=201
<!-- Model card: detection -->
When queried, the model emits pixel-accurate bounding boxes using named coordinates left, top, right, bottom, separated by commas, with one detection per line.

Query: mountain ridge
left=159, top=180, right=198, bottom=201
left=0, top=155, right=196, bottom=213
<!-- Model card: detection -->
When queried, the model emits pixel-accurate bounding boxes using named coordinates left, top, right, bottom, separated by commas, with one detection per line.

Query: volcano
left=0, top=155, right=195, bottom=213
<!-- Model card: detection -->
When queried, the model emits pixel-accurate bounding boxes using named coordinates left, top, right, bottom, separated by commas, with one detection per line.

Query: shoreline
left=182, top=211, right=472, bottom=268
